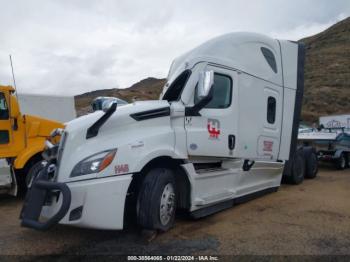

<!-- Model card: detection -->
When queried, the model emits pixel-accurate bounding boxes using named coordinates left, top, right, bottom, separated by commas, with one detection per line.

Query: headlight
left=70, top=149, right=117, bottom=177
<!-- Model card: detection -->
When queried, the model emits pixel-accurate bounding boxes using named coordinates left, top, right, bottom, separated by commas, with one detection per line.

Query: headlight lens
left=70, top=149, right=117, bottom=177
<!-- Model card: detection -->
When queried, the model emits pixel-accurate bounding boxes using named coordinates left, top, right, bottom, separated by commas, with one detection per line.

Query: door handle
left=228, top=135, right=235, bottom=150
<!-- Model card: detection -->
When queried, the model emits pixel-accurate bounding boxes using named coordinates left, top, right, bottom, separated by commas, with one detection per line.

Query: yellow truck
left=0, top=85, right=76, bottom=195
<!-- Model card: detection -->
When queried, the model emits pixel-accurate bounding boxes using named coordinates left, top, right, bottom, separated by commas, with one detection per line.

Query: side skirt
left=190, top=186, right=279, bottom=219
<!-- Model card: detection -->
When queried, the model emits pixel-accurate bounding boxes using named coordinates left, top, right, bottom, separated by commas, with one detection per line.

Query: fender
left=133, top=148, right=180, bottom=173
left=14, top=137, right=46, bottom=169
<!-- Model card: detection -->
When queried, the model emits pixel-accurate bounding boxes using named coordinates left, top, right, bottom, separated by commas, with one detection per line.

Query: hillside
left=75, top=77, right=166, bottom=115
left=300, top=16, right=350, bottom=122
left=75, top=17, right=350, bottom=120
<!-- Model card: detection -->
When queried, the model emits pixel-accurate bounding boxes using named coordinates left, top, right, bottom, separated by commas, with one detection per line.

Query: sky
left=0, top=0, right=349, bottom=96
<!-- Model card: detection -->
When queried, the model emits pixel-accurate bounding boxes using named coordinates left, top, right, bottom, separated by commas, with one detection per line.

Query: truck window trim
left=267, top=96, right=276, bottom=124
left=195, top=72, right=233, bottom=109
left=0, top=92, right=9, bottom=120
left=261, top=47, right=278, bottom=73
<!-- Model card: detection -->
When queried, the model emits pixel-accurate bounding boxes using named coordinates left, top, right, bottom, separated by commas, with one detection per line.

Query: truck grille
left=54, top=132, right=68, bottom=181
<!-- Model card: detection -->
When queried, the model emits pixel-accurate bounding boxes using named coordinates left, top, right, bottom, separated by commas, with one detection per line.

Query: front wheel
left=137, top=168, right=176, bottom=232
left=26, top=161, right=45, bottom=188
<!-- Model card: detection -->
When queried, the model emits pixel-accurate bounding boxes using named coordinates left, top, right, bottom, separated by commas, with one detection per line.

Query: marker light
left=70, top=149, right=117, bottom=177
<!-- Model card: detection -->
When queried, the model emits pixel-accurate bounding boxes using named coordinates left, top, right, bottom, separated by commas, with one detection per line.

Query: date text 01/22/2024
left=127, top=255, right=219, bottom=261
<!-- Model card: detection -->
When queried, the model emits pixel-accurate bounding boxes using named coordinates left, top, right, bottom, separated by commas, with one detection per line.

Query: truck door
left=185, top=65, right=238, bottom=158
left=0, top=92, right=13, bottom=156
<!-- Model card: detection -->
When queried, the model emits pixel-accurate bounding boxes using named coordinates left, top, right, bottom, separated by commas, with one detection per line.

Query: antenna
left=9, top=55, right=18, bottom=95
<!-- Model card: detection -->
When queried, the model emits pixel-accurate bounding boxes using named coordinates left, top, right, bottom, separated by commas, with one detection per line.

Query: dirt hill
left=301, top=16, right=350, bottom=122
left=75, top=17, right=350, bottom=120
left=75, top=77, right=166, bottom=115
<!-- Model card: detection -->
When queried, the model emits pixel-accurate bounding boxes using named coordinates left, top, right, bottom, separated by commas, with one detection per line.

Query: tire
left=15, top=169, right=27, bottom=197
left=335, top=153, right=347, bottom=170
left=16, top=159, right=44, bottom=196
left=286, top=149, right=305, bottom=185
left=25, top=161, right=45, bottom=188
left=137, top=168, right=176, bottom=232
left=305, top=151, right=318, bottom=179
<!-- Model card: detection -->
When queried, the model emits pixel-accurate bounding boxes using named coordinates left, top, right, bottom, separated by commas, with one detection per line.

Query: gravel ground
left=0, top=166, right=349, bottom=256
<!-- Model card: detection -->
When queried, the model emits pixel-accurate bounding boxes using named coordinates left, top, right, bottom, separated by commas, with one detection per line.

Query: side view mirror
left=102, top=100, right=117, bottom=112
left=185, top=70, right=215, bottom=116
left=197, top=71, right=214, bottom=99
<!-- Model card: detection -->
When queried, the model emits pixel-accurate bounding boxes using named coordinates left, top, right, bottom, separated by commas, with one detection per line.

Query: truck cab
left=0, top=86, right=71, bottom=194
left=0, top=86, right=24, bottom=158
left=21, top=32, right=313, bottom=232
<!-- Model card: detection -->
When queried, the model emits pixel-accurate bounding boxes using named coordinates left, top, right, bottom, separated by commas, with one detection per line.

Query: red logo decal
left=263, top=141, right=273, bottom=152
left=115, top=164, right=129, bottom=174
left=207, top=118, right=221, bottom=139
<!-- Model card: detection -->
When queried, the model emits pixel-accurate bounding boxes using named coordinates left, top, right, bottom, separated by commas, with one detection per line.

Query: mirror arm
left=185, top=89, right=213, bottom=116
left=12, top=117, right=18, bottom=131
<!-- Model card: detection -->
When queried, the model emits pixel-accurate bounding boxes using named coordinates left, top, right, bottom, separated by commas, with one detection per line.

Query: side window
left=0, top=130, right=9, bottom=144
left=267, top=96, right=276, bottom=124
left=0, top=93, right=9, bottom=120
left=261, top=47, right=277, bottom=73
left=195, top=73, right=232, bottom=109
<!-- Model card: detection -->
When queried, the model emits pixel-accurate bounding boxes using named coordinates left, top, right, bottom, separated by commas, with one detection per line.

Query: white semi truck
left=20, top=32, right=317, bottom=231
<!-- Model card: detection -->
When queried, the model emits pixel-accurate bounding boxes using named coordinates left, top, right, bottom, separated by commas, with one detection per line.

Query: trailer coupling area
left=20, top=164, right=71, bottom=230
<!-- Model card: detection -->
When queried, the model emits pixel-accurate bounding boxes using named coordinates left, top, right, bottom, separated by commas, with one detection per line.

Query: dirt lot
left=0, top=166, right=350, bottom=256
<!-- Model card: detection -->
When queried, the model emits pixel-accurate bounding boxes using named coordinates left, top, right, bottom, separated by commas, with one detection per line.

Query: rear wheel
left=305, top=152, right=318, bottom=179
left=286, top=149, right=305, bottom=185
left=335, top=153, right=347, bottom=170
left=137, top=168, right=176, bottom=232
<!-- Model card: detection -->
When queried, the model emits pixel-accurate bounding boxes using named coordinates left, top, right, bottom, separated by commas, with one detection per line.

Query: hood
left=65, top=100, right=170, bottom=137
left=56, top=99, right=172, bottom=182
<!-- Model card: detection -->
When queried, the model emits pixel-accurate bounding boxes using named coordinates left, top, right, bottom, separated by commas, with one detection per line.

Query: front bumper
left=20, top=167, right=71, bottom=230
left=21, top=168, right=133, bottom=230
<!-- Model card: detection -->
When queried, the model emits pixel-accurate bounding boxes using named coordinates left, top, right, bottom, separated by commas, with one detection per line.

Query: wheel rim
left=159, top=183, right=175, bottom=226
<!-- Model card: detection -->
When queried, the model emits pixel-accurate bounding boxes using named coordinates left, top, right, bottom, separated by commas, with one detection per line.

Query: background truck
left=298, top=127, right=350, bottom=170
left=91, top=97, right=128, bottom=112
left=319, top=114, right=350, bottom=129
left=0, top=86, right=76, bottom=195
left=21, top=32, right=317, bottom=232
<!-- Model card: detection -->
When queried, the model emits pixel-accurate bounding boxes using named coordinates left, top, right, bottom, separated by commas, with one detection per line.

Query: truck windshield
left=0, top=93, right=9, bottom=120
left=162, top=70, right=191, bottom=102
